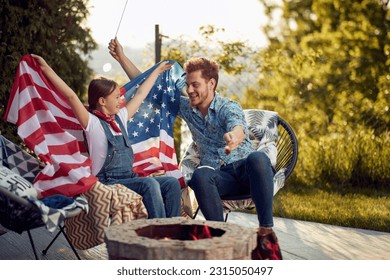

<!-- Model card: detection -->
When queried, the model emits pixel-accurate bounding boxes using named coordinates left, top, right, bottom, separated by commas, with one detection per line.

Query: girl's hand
left=31, top=54, right=51, bottom=73
left=154, top=61, right=173, bottom=75
left=31, top=54, right=48, bottom=67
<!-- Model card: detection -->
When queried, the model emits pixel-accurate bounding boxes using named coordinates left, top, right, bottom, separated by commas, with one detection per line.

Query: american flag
left=3, top=54, right=97, bottom=198
left=4, top=55, right=186, bottom=196
left=121, top=60, right=186, bottom=187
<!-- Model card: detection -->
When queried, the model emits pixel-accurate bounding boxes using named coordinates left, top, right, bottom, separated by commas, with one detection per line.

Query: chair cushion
left=0, top=165, right=38, bottom=198
left=1, top=136, right=42, bottom=183
left=179, top=142, right=200, bottom=185
left=244, top=109, right=278, bottom=167
left=27, top=195, right=88, bottom=233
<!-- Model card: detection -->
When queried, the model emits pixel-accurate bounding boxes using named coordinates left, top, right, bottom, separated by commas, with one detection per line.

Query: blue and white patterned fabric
left=0, top=165, right=38, bottom=197
left=246, top=109, right=279, bottom=168
left=27, top=195, right=88, bottom=233
left=0, top=135, right=41, bottom=183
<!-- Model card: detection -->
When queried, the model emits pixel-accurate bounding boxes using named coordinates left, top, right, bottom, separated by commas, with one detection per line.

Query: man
left=178, top=58, right=282, bottom=260
left=108, top=38, right=282, bottom=259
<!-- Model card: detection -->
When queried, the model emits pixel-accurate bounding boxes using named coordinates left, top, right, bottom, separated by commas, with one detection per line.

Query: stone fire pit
left=104, top=217, right=257, bottom=260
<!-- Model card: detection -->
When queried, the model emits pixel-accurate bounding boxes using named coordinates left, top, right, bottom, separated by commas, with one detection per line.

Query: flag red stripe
left=16, top=99, right=48, bottom=125
left=39, top=175, right=97, bottom=197
left=133, top=141, right=177, bottom=163
left=35, top=160, right=93, bottom=181
left=133, top=146, right=160, bottom=162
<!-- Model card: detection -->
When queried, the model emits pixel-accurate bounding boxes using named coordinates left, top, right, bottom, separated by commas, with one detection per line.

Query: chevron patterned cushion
left=65, top=181, right=147, bottom=250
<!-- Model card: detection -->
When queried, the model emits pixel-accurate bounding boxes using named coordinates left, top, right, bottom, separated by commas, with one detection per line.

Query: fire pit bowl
left=104, top=217, right=257, bottom=260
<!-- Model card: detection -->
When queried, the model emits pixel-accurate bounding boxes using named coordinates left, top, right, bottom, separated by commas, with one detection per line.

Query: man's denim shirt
left=179, top=93, right=254, bottom=169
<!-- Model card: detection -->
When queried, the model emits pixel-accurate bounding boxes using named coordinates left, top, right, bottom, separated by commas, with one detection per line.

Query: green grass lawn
left=270, top=186, right=390, bottom=233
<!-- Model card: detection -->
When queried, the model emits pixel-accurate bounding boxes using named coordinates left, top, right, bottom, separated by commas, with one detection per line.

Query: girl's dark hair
left=184, top=58, right=219, bottom=91
left=87, top=77, right=118, bottom=111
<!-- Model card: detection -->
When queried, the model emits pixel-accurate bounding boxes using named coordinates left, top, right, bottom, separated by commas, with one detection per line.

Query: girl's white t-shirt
left=84, top=108, right=129, bottom=175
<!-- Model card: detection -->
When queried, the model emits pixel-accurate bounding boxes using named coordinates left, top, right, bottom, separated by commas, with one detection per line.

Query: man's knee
left=190, top=167, right=216, bottom=191
left=247, top=151, right=271, bottom=167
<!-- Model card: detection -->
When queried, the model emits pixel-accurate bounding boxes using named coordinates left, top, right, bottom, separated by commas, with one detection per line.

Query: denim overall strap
left=95, top=115, right=134, bottom=181
left=114, top=115, right=132, bottom=147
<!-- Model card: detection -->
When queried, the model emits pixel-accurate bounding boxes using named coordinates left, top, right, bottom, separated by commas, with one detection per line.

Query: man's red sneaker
left=251, top=231, right=283, bottom=260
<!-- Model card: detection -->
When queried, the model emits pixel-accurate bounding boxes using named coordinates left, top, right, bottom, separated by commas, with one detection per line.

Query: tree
left=252, top=0, right=390, bottom=188
left=0, top=0, right=97, bottom=144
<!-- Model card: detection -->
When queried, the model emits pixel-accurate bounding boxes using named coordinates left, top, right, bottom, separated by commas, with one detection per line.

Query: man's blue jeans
left=189, top=151, right=275, bottom=227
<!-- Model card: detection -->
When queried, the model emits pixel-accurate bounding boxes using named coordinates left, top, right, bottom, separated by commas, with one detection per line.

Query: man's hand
left=108, top=37, right=124, bottom=62
left=223, top=126, right=245, bottom=154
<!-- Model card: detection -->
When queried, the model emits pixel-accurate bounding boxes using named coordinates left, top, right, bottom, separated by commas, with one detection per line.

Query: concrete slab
left=225, top=212, right=390, bottom=260
left=1, top=212, right=389, bottom=260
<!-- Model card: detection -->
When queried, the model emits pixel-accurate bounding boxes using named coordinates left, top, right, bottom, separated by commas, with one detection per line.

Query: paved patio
left=0, top=212, right=389, bottom=260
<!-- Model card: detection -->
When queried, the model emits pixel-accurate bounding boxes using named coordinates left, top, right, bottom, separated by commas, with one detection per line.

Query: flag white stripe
left=44, top=133, right=78, bottom=146
left=132, top=136, right=159, bottom=151
left=133, top=157, right=162, bottom=168
left=159, top=129, right=174, bottom=143
left=35, top=166, right=93, bottom=191
left=46, top=102, right=79, bottom=123
left=18, top=111, right=57, bottom=139
left=50, top=153, right=89, bottom=164
left=18, top=86, right=42, bottom=110
left=131, top=132, right=175, bottom=153
left=20, top=61, right=73, bottom=111
left=159, top=152, right=178, bottom=163
left=166, top=169, right=183, bottom=177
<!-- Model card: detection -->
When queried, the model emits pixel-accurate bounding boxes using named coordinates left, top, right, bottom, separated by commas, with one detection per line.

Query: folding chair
left=0, top=135, right=83, bottom=259
left=0, top=186, right=82, bottom=260
left=179, top=109, right=299, bottom=221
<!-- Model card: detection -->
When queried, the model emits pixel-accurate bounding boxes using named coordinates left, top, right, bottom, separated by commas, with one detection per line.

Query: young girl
left=31, top=43, right=182, bottom=219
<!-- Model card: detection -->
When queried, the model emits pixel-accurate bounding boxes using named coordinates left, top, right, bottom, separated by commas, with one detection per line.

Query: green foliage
left=154, top=3, right=390, bottom=230
left=0, top=0, right=97, bottom=144
left=319, top=126, right=390, bottom=186
left=297, top=125, right=390, bottom=189
left=160, top=2, right=390, bottom=192
left=161, top=24, right=255, bottom=76
left=273, top=186, right=390, bottom=232
left=254, top=0, right=390, bottom=189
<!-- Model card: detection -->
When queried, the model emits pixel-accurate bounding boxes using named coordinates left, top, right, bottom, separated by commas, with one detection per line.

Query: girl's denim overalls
left=95, top=115, right=181, bottom=218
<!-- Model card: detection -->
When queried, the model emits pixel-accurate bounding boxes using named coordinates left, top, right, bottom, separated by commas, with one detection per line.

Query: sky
left=87, top=0, right=268, bottom=49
